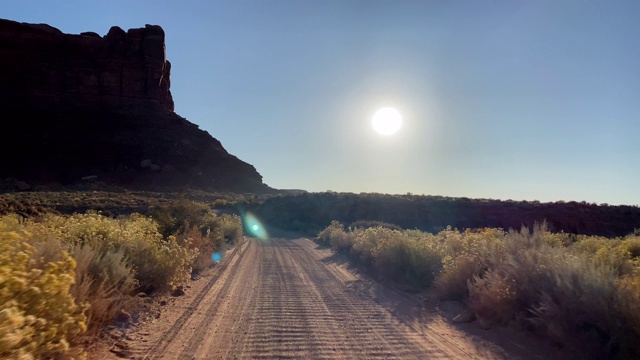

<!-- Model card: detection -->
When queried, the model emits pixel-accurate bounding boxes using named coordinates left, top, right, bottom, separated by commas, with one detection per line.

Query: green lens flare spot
left=242, top=212, right=269, bottom=240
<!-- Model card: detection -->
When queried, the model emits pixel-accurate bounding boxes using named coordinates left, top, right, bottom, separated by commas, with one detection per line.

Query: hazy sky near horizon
left=3, top=1, right=639, bottom=205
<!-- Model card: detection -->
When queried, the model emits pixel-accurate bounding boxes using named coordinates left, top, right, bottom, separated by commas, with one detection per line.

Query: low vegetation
left=318, top=221, right=640, bottom=358
left=0, top=199, right=242, bottom=359
left=253, top=192, right=640, bottom=237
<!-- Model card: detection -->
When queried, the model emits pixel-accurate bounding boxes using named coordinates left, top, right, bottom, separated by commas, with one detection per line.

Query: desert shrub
left=212, top=198, right=228, bottom=208
left=318, top=221, right=354, bottom=251
left=435, top=254, right=484, bottom=300
left=176, top=213, right=243, bottom=275
left=570, top=235, right=614, bottom=253
left=621, top=235, right=640, bottom=259
left=210, top=214, right=243, bottom=245
left=403, top=233, right=444, bottom=286
left=1, top=208, right=235, bottom=356
left=464, top=225, right=569, bottom=327
left=527, top=255, right=621, bottom=356
left=0, top=223, right=87, bottom=359
left=370, top=230, right=410, bottom=278
left=465, top=225, right=639, bottom=357
left=176, top=223, right=213, bottom=275
left=319, top=219, right=640, bottom=358
left=147, top=199, right=211, bottom=238
left=570, top=235, right=639, bottom=277
left=349, top=220, right=401, bottom=231
left=371, top=231, right=444, bottom=286
left=36, top=213, right=196, bottom=293
left=317, top=220, right=339, bottom=245
left=468, top=270, right=517, bottom=325
left=148, top=200, right=242, bottom=276
left=615, top=272, right=640, bottom=357
left=351, top=227, right=389, bottom=265
left=70, top=244, right=137, bottom=332
left=319, top=223, right=444, bottom=287
left=434, top=228, right=505, bottom=300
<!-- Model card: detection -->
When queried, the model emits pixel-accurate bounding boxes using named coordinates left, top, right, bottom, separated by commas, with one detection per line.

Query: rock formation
left=0, top=19, right=272, bottom=193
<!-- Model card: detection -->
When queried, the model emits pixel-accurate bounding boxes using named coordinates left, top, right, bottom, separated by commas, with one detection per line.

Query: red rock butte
left=0, top=19, right=273, bottom=193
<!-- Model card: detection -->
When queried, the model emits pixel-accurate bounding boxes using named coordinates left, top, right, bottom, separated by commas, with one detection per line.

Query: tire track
left=123, top=237, right=516, bottom=359
left=141, top=239, right=249, bottom=359
left=175, top=240, right=253, bottom=359
left=282, top=240, right=437, bottom=359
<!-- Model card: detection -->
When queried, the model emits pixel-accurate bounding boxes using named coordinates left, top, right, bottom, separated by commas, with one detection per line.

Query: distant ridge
left=0, top=19, right=273, bottom=193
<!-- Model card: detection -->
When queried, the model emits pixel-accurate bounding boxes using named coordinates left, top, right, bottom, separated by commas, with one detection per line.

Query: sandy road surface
left=103, top=237, right=567, bottom=360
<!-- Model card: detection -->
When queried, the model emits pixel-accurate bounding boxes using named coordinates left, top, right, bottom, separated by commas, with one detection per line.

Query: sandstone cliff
left=0, top=19, right=272, bottom=193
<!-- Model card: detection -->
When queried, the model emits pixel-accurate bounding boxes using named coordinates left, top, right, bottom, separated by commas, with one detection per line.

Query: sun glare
left=372, top=107, right=402, bottom=135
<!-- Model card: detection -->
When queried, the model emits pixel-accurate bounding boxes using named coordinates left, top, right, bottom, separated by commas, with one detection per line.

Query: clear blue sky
left=3, top=1, right=639, bottom=205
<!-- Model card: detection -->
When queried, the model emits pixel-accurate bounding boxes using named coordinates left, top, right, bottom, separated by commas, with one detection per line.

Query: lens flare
left=242, top=212, right=268, bottom=240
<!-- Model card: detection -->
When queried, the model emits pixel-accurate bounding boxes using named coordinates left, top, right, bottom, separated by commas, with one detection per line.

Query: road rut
left=110, top=238, right=539, bottom=359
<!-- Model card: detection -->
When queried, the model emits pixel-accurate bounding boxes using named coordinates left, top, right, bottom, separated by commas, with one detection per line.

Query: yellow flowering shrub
left=0, top=225, right=87, bottom=359
left=34, top=213, right=196, bottom=293
left=0, top=205, right=232, bottom=356
left=434, top=228, right=505, bottom=300
left=571, top=234, right=640, bottom=277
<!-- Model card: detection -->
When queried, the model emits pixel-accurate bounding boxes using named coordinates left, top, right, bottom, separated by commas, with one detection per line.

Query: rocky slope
left=0, top=19, right=272, bottom=193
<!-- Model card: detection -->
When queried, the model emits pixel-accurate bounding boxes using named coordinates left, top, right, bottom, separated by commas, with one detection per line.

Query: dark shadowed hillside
left=0, top=19, right=272, bottom=193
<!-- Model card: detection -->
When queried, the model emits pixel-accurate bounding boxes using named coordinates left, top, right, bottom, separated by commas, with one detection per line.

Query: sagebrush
left=318, top=221, right=640, bottom=358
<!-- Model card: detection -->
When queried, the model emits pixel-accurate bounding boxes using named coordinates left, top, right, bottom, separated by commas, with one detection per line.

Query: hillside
left=0, top=19, right=272, bottom=193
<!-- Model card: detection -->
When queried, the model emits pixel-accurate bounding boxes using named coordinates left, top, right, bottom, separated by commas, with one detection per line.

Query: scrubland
left=0, top=199, right=242, bottom=359
left=318, top=221, right=640, bottom=359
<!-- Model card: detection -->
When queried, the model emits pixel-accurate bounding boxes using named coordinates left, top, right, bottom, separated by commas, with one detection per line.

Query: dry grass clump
left=70, top=244, right=137, bottom=333
left=318, top=221, right=640, bottom=358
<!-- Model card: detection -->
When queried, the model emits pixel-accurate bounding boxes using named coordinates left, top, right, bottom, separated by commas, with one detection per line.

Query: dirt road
left=105, top=237, right=567, bottom=359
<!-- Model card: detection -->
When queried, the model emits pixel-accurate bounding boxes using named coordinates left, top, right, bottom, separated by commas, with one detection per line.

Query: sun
left=372, top=107, right=402, bottom=135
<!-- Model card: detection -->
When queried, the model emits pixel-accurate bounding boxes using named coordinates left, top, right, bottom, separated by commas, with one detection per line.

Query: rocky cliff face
left=0, top=19, right=272, bottom=193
